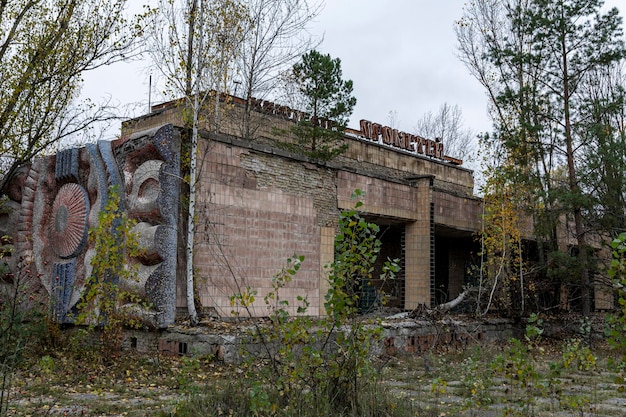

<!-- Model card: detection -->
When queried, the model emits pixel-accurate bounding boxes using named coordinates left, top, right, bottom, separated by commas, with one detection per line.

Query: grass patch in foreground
left=169, top=337, right=625, bottom=417
left=3, top=324, right=625, bottom=416
left=379, top=337, right=626, bottom=417
left=169, top=378, right=424, bottom=417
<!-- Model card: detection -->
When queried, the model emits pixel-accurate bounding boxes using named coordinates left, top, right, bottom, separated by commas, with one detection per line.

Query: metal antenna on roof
left=148, top=74, right=152, bottom=113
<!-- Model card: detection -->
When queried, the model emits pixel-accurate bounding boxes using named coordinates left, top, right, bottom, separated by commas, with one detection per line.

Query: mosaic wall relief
left=2, top=124, right=180, bottom=328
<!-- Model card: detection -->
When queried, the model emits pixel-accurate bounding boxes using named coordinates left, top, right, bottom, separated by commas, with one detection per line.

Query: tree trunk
left=561, top=22, right=590, bottom=316
left=185, top=99, right=199, bottom=325
left=185, top=0, right=197, bottom=97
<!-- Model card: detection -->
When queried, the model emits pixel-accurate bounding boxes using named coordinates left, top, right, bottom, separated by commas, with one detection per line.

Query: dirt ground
left=4, top=333, right=625, bottom=417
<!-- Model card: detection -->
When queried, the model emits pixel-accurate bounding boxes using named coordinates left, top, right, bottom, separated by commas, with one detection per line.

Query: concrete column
left=404, top=179, right=433, bottom=309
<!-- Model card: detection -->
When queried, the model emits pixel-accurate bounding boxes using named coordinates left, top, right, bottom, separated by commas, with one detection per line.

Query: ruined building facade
left=128, top=96, right=484, bottom=319
left=2, top=96, right=484, bottom=327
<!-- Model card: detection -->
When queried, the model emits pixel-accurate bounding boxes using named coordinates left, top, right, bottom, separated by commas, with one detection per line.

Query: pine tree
left=288, top=50, right=356, bottom=160
left=457, top=0, right=626, bottom=315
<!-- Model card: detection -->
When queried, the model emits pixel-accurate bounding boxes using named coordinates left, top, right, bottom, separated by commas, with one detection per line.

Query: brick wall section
left=433, top=191, right=482, bottom=232
left=337, top=171, right=418, bottom=220
left=319, top=227, right=335, bottom=315
left=239, top=152, right=338, bottom=227
left=190, top=140, right=323, bottom=316
left=339, top=140, right=474, bottom=195
left=122, top=101, right=482, bottom=315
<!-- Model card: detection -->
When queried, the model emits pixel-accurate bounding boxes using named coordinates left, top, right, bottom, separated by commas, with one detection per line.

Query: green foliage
left=606, top=232, right=626, bottom=366
left=490, top=314, right=545, bottom=413
left=37, top=355, right=55, bottom=375
left=327, top=189, right=398, bottom=318
left=562, top=338, right=597, bottom=371
left=459, top=353, right=493, bottom=407
left=228, top=190, right=400, bottom=416
left=0, top=0, right=146, bottom=191
left=74, top=187, right=145, bottom=355
left=579, top=315, right=593, bottom=342
left=491, top=338, right=538, bottom=399
left=460, top=0, right=626, bottom=315
left=478, top=157, right=529, bottom=316
left=559, top=393, right=592, bottom=415
left=0, top=264, right=51, bottom=416
left=286, top=50, right=356, bottom=161
left=524, top=312, right=543, bottom=343
left=172, top=378, right=418, bottom=417
left=230, top=254, right=317, bottom=408
left=560, top=316, right=597, bottom=372
left=578, top=77, right=626, bottom=232
left=177, top=356, right=202, bottom=394
left=430, top=377, right=447, bottom=396
left=321, top=190, right=399, bottom=410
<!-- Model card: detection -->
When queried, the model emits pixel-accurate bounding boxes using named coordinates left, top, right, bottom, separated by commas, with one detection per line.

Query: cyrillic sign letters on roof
left=359, top=119, right=444, bottom=160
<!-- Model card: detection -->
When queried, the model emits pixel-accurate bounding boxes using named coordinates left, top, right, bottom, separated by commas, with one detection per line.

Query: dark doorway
left=434, top=236, right=450, bottom=305
left=434, top=226, right=480, bottom=307
left=357, top=221, right=405, bottom=312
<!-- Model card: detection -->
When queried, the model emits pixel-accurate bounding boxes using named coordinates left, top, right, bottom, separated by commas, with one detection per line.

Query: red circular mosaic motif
left=50, top=183, right=90, bottom=258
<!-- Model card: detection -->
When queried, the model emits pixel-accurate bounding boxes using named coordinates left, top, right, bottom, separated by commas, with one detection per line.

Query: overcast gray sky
left=82, top=0, right=624, bottom=143
left=308, top=0, right=490, bottom=134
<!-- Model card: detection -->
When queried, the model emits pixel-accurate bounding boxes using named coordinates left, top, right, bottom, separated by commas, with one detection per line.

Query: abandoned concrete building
left=123, top=94, right=485, bottom=321
left=1, top=94, right=501, bottom=328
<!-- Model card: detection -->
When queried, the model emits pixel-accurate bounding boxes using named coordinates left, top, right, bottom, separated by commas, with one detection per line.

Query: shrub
left=606, top=232, right=626, bottom=366
left=0, top=262, right=50, bottom=416
left=562, top=338, right=597, bottom=371
left=74, top=186, right=145, bottom=356
left=227, top=190, right=402, bottom=416
left=490, top=313, right=544, bottom=413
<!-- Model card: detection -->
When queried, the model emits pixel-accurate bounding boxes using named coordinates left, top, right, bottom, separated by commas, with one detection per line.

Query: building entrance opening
left=434, top=227, right=480, bottom=310
left=355, top=221, right=405, bottom=313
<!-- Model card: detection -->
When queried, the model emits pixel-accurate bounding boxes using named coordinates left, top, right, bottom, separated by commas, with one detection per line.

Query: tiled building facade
left=2, top=94, right=615, bottom=327
left=121, top=96, right=483, bottom=319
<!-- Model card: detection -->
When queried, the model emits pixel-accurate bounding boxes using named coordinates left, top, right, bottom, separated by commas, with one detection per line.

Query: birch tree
left=147, top=0, right=248, bottom=324
left=0, top=0, right=144, bottom=192
left=236, top=0, right=321, bottom=139
left=478, top=133, right=530, bottom=316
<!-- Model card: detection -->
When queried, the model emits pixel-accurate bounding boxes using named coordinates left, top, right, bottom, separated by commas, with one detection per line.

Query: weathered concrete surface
left=125, top=317, right=519, bottom=365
